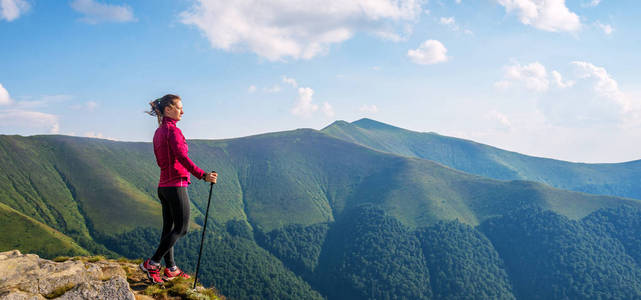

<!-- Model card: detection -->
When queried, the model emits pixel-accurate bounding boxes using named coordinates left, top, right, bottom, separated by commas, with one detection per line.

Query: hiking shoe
left=163, top=266, right=191, bottom=281
left=140, top=259, right=164, bottom=284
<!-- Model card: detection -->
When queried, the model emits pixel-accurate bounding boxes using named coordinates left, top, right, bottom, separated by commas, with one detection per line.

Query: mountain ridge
left=328, top=118, right=641, bottom=164
left=2, top=129, right=639, bottom=237
left=322, top=118, right=641, bottom=200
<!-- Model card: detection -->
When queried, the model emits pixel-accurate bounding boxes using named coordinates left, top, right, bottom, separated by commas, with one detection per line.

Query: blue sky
left=1, top=0, right=639, bottom=163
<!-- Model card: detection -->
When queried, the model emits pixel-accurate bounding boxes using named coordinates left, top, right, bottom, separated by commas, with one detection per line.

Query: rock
left=0, top=250, right=135, bottom=300
left=95, top=261, right=126, bottom=279
left=0, top=250, right=42, bottom=295
left=0, top=290, right=46, bottom=300
left=58, top=277, right=134, bottom=300
left=36, top=259, right=101, bottom=295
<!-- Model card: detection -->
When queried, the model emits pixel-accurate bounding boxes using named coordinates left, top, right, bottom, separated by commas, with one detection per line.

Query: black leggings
left=151, top=186, right=190, bottom=267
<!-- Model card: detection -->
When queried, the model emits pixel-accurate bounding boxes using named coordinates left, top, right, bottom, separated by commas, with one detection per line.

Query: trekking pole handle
left=204, top=170, right=217, bottom=184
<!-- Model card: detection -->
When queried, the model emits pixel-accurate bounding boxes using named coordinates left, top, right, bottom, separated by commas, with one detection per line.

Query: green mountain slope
left=0, top=202, right=89, bottom=258
left=2, top=130, right=639, bottom=236
left=322, top=118, right=641, bottom=200
left=190, top=129, right=641, bottom=230
left=3, top=129, right=641, bottom=299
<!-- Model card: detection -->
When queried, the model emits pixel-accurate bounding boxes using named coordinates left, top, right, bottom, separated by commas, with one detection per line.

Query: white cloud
left=493, top=80, right=511, bottom=90
left=496, top=0, right=581, bottom=32
left=282, top=76, right=298, bottom=88
left=439, top=16, right=460, bottom=31
left=438, top=16, right=472, bottom=33
left=572, top=61, right=629, bottom=111
left=535, top=62, right=629, bottom=128
left=81, top=132, right=118, bottom=140
left=0, top=0, right=29, bottom=22
left=551, top=70, right=575, bottom=88
left=265, top=85, right=282, bottom=93
left=0, top=83, right=12, bottom=105
left=494, top=60, right=636, bottom=128
left=322, top=102, right=335, bottom=117
left=248, top=85, right=257, bottom=93
left=486, top=110, right=513, bottom=130
left=371, top=66, right=381, bottom=71
left=455, top=0, right=462, bottom=3
left=373, top=23, right=414, bottom=42
left=359, top=104, right=379, bottom=114
left=291, top=87, right=318, bottom=117
left=439, top=17, right=455, bottom=25
left=595, top=21, right=613, bottom=35
left=282, top=77, right=329, bottom=118
left=373, top=29, right=409, bottom=42
left=584, top=0, right=601, bottom=7
left=84, top=131, right=104, bottom=138
left=0, top=109, right=60, bottom=134
left=15, top=94, right=73, bottom=109
left=1, top=86, right=74, bottom=109
left=180, top=0, right=424, bottom=61
left=86, top=101, right=98, bottom=111
left=0, top=85, right=66, bottom=135
left=71, top=100, right=98, bottom=111
left=407, top=39, right=449, bottom=65
left=70, top=0, right=136, bottom=24
left=496, top=62, right=574, bottom=91
left=496, top=61, right=549, bottom=92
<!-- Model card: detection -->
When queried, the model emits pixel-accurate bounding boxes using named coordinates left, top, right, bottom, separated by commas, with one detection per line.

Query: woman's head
left=147, top=94, right=183, bottom=124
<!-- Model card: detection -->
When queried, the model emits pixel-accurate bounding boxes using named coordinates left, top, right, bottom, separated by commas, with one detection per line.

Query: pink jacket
left=153, top=117, right=206, bottom=187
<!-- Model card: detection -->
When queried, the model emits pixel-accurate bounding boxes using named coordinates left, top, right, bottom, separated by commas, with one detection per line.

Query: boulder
left=0, top=250, right=134, bottom=300
left=58, top=277, right=133, bottom=300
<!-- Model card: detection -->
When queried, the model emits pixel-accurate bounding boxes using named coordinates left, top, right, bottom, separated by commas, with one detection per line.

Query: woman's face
left=164, top=99, right=184, bottom=121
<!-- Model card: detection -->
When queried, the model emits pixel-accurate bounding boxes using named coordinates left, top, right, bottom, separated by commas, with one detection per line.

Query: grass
left=142, top=277, right=225, bottom=300
left=117, top=257, right=142, bottom=264
left=53, top=256, right=71, bottom=262
left=46, top=254, right=226, bottom=299
left=87, top=255, right=106, bottom=263
left=0, top=202, right=89, bottom=259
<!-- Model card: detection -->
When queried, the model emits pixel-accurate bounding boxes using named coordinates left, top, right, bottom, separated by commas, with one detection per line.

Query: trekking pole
left=193, top=171, right=215, bottom=290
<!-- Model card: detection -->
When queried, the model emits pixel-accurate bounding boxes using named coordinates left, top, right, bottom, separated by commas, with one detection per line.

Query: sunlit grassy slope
left=322, top=118, right=641, bottom=200
left=0, top=135, right=163, bottom=239
left=0, top=202, right=89, bottom=258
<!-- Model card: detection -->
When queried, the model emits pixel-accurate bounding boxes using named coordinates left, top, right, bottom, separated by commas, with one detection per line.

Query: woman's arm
left=167, top=127, right=206, bottom=180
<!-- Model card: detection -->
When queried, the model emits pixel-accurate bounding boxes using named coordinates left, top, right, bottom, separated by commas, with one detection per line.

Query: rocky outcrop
left=0, top=250, right=134, bottom=300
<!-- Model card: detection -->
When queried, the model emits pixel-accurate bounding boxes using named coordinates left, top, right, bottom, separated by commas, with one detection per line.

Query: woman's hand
left=204, top=172, right=218, bottom=183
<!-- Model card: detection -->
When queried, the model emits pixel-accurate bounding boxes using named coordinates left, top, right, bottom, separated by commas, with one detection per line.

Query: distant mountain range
left=323, top=118, right=641, bottom=200
left=1, top=118, right=641, bottom=299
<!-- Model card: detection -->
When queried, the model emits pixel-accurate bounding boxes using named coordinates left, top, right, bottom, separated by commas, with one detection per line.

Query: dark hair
left=147, top=94, right=180, bottom=125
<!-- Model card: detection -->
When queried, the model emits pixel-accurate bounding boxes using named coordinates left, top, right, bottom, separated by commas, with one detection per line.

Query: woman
left=141, top=94, right=217, bottom=284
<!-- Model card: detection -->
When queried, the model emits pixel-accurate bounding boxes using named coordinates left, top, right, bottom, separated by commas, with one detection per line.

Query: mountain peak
left=351, top=118, right=403, bottom=131
left=321, top=120, right=350, bottom=131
